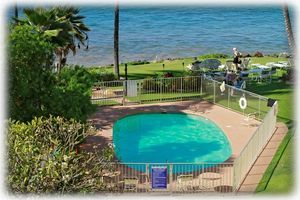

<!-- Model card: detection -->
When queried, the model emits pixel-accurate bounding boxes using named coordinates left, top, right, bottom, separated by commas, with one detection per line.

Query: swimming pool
left=113, top=113, right=232, bottom=172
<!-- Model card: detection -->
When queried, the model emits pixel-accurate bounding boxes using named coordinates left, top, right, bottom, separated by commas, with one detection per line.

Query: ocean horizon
left=8, top=5, right=292, bottom=67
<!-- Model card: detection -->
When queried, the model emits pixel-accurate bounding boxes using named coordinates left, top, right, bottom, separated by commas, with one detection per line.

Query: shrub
left=49, top=66, right=96, bottom=122
left=142, top=78, right=159, bottom=92
left=125, top=60, right=150, bottom=65
left=183, top=76, right=202, bottom=91
left=8, top=24, right=56, bottom=122
left=8, top=25, right=95, bottom=122
left=198, top=53, right=230, bottom=59
left=163, top=72, right=174, bottom=78
left=7, top=116, right=115, bottom=193
left=87, top=67, right=116, bottom=82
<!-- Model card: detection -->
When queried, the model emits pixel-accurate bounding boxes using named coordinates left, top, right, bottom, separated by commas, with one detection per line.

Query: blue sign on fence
left=151, top=166, right=167, bottom=189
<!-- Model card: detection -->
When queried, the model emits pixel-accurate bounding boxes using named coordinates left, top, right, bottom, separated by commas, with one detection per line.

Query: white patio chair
left=240, top=58, right=251, bottom=70
left=176, top=174, right=195, bottom=191
left=258, top=70, right=272, bottom=82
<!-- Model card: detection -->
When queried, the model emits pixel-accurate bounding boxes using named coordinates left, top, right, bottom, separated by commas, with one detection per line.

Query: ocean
left=8, top=5, right=291, bottom=66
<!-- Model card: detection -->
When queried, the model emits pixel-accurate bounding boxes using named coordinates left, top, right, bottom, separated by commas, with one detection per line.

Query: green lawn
left=262, top=135, right=294, bottom=193
left=255, top=131, right=294, bottom=194
left=99, top=56, right=288, bottom=80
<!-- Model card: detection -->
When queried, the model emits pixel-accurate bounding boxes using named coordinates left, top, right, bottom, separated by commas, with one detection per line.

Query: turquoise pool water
left=113, top=113, right=232, bottom=173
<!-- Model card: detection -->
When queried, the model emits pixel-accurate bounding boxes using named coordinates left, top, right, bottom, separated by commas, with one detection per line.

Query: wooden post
left=125, top=63, right=128, bottom=96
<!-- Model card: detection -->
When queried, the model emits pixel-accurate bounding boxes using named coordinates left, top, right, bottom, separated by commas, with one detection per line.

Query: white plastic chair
left=240, top=58, right=251, bottom=70
left=258, top=70, right=272, bottom=82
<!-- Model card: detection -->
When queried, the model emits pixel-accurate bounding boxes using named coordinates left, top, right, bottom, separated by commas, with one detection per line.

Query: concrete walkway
left=238, top=122, right=288, bottom=192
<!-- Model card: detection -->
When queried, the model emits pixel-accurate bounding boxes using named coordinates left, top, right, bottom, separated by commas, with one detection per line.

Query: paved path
left=237, top=122, right=288, bottom=192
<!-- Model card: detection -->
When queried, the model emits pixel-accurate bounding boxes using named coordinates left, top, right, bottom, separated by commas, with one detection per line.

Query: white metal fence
left=91, top=76, right=278, bottom=193
left=233, top=101, right=278, bottom=191
left=100, top=162, right=233, bottom=193
left=92, top=76, right=269, bottom=120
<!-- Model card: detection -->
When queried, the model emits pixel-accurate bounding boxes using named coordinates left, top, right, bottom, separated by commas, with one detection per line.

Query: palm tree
left=114, top=3, right=120, bottom=79
left=14, top=4, right=18, bottom=19
left=15, top=6, right=90, bottom=72
left=283, top=5, right=295, bottom=55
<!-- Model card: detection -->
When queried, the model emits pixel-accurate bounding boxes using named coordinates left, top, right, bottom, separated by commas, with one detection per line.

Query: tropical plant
left=15, top=6, right=90, bottom=72
left=114, top=3, right=120, bottom=79
left=7, top=116, right=115, bottom=193
left=8, top=24, right=95, bottom=122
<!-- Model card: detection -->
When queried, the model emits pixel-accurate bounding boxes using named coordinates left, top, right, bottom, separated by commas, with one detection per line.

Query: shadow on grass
left=247, top=79, right=293, bottom=96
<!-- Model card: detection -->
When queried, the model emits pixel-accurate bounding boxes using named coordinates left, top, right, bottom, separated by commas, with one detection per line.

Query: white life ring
left=239, top=97, right=247, bottom=110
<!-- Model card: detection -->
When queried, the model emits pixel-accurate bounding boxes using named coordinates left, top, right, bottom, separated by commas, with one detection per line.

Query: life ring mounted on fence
left=239, top=96, right=247, bottom=110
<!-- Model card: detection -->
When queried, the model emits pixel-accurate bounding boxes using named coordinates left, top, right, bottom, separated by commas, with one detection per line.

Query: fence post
left=160, top=78, right=163, bottom=102
left=233, top=161, right=237, bottom=192
left=258, top=97, right=261, bottom=119
left=138, top=81, right=142, bottom=104
left=123, top=81, right=126, bottom=106
left=146, top=164, right=150, bottom=192
left=228, top=85, right=230, bottom=109
left=213, top=81, right=216, bottom=104
left=200, top=76, right=203, bottom=95
left=169, top=164, right=173, bottom=193
left=181, top=77, right=183, bottom=101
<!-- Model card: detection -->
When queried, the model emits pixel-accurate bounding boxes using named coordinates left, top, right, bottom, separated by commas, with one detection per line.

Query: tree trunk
left=14, top=4, right=18, bottom=18
left=283, top=5, right=295, bottom=55
left=114, top=3, right=120, bottom=79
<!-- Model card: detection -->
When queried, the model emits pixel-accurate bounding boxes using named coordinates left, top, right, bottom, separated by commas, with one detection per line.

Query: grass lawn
left=255, top=130, right=294, bottom=194
left=263, top=137, right=294, bottom=193
left=93, top=56, right=294, bottom=193
left=99, top=56, right=288, bottom=80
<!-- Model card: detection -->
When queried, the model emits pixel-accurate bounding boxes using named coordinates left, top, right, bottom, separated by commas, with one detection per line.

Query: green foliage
left=141, top=76, right=202, bottom=93
left=125, top=60, right=150, bottom=65
left=8, top=24, right=56, bottom=122
left=142, top=78, right=159, bottom=92
left=7, top=116, right=115, bottom=193
left=87, top=67, right=116, bottom=82
left=8, top=25, right=95, bottom=122
left=16, top=6, right=90, bottom=71
left=198, top=53, right=230, bottom=59
left=49, top=66, right=96, bottom=121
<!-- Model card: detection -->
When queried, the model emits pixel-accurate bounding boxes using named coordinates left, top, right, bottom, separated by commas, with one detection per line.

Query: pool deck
left=85, top=100, right=261, bottom=161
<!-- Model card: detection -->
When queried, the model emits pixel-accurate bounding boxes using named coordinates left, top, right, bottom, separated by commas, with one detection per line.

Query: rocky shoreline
left=94, top=51, right=291, bottom=68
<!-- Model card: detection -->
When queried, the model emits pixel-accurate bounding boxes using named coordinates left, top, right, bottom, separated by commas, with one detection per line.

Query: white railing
left=92, top=76, right=269, bottom=120
left=100, top=162, right=233, bottom=193
left=233, top=101, right=278, bottom=191
left=91, top=80, right=125, bottom=106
